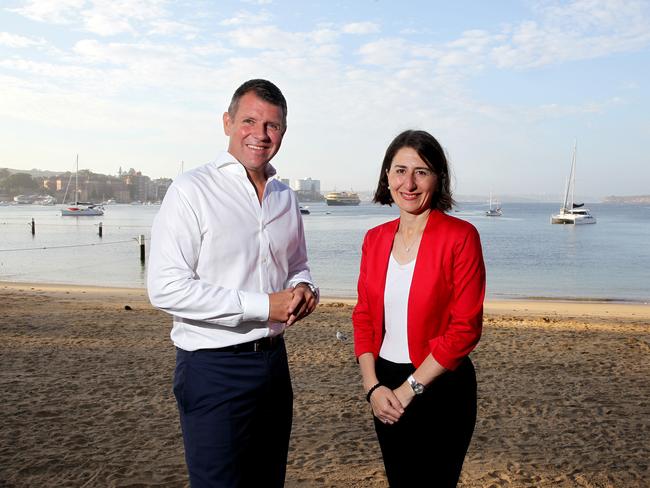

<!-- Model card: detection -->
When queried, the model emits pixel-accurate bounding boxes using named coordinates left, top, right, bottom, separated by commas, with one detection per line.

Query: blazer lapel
left=373, top=219, right=399, bottom=331
left=408, top=211, right=443, bottom=338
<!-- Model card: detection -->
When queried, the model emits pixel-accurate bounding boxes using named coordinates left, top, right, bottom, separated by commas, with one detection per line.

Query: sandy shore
left=1, top=282, right=648, bottom=487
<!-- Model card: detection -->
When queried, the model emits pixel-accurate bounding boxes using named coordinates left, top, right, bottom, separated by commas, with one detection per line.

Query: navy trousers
left=373, top=356, right=477, bottom=488
left=173, top=340, right=293, bottom=488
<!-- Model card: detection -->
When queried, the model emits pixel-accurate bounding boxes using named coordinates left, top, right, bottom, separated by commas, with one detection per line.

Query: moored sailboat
left=551, top=142, right=595, bottom=225
left=485, top=191, right=502, bottom=217
left=61, top=155, right=104, bottom=216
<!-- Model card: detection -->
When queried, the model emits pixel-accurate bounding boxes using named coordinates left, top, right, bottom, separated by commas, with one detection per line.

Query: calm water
left=0, top=202, right=648, bottom=302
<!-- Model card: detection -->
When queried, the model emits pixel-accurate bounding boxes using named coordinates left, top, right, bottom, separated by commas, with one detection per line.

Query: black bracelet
left=366, top=382, right=382, bottom=402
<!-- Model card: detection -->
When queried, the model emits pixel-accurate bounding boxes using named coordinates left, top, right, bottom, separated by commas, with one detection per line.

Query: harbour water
left=0, top=202, right=648, bottom=302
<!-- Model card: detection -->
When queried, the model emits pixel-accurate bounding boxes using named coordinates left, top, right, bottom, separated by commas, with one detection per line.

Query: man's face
left=223, top=91, right=286, bottom=177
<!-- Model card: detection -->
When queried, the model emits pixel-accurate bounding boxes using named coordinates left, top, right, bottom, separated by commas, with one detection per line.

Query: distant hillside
left=602, top=195, right=650, bottom=204
left=1, top=167, right=63, bottom=177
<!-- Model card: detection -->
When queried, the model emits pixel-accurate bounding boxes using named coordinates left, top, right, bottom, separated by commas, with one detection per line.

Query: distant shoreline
left=602, top=195, right=650, bottom=204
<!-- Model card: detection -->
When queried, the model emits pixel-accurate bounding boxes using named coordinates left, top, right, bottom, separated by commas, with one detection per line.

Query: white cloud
left=11, top=0, right=175, bottom=37
left=83, top=10, right=136, bottom=36
left=534, top=96, right=625, bottom=118
left=0, top=32, right=45, bottom=48
left=538, top=0, right=648, bottom=31
left=9, top=0, right=84, bottom=24
left=492, top=0, right=650, bottom=68
left=192, top=42, right=232, bottom=57
left=81, top=0, right=170, bottom=36
left=447, top=29, right=494, bottom=52
left=310, top=28, right=339, bottom=44
left=0, top=57, right=106, bottom=90
left=358, top=38, right=410, bottom=66
left=220, top=10, right=271, bottom=26
left=147, top=19, right=198, bottom=38
left=226, top=25, right=307, bottom=53
left=342, top=22, right=380, bottom=35
left=72, top=39, right=179, bottom=66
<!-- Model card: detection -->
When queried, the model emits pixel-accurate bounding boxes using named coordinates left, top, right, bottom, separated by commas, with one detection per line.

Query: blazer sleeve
left=428, top=225, right=486, bottom=370
left=353, top=232, right=375, bottom=359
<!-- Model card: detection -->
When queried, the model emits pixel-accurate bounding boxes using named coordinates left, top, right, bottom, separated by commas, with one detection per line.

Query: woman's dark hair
left=373, top=130, right=454, bottom=211
left=228, top=79, right=288, bottom=128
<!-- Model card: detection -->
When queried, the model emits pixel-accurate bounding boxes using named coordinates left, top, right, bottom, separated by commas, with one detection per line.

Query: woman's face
left=387, top=146, right=437, bottom=215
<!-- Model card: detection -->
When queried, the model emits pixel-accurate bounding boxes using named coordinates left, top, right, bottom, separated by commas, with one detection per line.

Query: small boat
left=13, top=194, right=33, bottom=204
left=485, top=192, right=502, bottom=217
left=61, top=204, right=104, bottom=216
left=299, top=206, right=310, bottom=215
left=61, top=155, right=104, bottom=217
left=551, top=142, right=595, bottom=225
left=33, top=195, right=56, bottom=206
left=325, top=191, right=360, bottom=206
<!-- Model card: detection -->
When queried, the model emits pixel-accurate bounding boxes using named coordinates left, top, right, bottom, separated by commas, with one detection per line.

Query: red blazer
left=353, top=210, right=486, bottom=371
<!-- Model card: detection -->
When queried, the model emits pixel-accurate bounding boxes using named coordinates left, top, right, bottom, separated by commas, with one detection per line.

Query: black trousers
left=173, top=340, right=293, bottom=488
left=373, top=356, right=477, bottom=488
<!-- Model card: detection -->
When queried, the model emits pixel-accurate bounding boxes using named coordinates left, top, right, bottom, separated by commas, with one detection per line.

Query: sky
left=1, top=0, right=649, bottom=199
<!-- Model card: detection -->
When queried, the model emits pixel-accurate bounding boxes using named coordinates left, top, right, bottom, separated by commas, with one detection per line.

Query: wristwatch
left=295, top=282, right=318, bottom=299
left=407, top=374, right=425, bottom=395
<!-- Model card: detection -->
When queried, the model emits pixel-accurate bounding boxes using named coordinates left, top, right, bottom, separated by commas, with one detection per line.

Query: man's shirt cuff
left=239, top=291, right=270, bottom=322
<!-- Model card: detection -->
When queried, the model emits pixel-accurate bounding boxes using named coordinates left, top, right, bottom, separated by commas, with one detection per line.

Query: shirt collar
left=214, top=151, right=277, bottom=181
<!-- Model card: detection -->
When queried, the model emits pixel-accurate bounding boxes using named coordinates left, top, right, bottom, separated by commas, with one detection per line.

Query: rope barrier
left=1, top=221, right=151, bottom=229
left=0, top=238, right=142, bottom=253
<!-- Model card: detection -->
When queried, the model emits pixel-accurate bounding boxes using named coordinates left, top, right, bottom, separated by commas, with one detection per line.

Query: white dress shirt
left=147, top=151, right=315, bottom=351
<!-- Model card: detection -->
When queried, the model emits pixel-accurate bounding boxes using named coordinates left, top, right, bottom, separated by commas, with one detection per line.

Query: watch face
left=409, top=375, right=424, bottom=395
left=301, top=283, right=316, bottom=295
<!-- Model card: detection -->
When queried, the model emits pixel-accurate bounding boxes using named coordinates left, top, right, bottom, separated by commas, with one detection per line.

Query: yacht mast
left=75, top=154, right=79, bottom=204
left=569, top=141, right=577, bottom=210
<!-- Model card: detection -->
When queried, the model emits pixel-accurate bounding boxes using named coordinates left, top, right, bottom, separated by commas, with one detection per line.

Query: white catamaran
left=61, top=155, right=104, bottom=216
left=485, top=191, right=502, bottom=217
left=551, top=142, right=595, bottom=225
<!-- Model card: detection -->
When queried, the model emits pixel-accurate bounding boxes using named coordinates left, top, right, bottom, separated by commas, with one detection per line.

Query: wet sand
left=1, top=282, right=648, bottom=487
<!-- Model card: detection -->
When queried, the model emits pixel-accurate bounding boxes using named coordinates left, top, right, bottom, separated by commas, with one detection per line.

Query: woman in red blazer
left=353, top=130, right=485, bottom=487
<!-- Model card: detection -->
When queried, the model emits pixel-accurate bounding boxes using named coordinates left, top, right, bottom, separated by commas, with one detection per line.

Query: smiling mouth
left=247, top=144, right=268, bottom=151
left=400, top=193, right=419, bottom=200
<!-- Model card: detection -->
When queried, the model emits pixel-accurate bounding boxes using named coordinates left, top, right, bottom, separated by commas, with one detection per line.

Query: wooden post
left=98, top=222, right=103, bottom=237
left=139, top=235, right=145, bottom=263
left=31, top=218, right=35, bottom=235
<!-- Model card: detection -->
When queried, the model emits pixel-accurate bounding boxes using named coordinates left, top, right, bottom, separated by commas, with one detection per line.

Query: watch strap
left=296, top=282, right=318, bottom=299
left=407, top=374, right=424, bottom=395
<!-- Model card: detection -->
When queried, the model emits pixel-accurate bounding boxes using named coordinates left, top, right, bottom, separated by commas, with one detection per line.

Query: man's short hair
left=228, top=79, right=288, bottom=128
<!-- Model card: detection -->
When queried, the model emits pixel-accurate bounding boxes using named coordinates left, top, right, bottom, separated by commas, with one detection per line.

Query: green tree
left=0, top=173, right=39, bottom=194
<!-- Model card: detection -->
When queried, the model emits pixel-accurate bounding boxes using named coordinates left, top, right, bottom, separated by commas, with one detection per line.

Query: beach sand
left=1, top=282, right=648, bottom=487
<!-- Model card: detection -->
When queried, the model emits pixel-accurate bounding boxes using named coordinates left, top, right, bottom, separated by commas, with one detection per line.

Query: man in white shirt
left=147, top=79, right=318, bottom=487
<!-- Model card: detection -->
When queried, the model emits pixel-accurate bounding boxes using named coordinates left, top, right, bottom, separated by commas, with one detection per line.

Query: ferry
left=324, top=191, right=361, bottom=206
